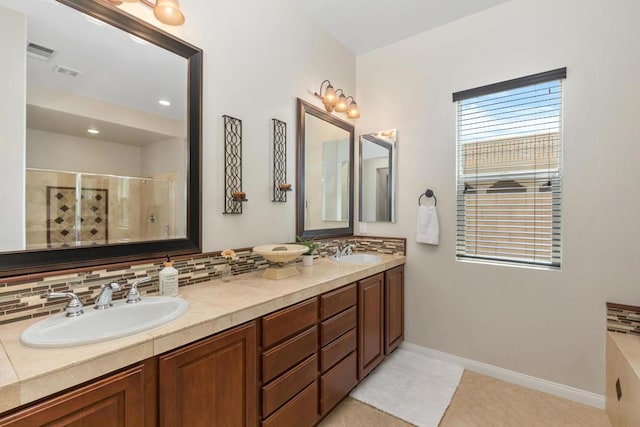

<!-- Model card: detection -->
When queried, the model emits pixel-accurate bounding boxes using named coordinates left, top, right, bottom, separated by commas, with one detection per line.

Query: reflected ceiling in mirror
left=0, top=0, right=202, bottom=277
left=296, top=99, right=354, bottom=239
left=359, top=129, right=397, bottom=223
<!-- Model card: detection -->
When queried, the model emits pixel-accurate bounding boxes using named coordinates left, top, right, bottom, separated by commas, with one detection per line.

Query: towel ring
left=418, top=189, right=437, bottom=206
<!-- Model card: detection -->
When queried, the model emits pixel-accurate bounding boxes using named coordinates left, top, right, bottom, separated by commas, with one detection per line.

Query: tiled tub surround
left=605, top=302, right=640, bottom=426
left=0, top=253, right=405, bottom=414
left=607, top=302, right=640, bottom=336
left=0, top=236, right=405, bottom=327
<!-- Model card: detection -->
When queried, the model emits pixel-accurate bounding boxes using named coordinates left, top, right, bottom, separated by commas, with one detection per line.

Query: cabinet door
left=159, top=321, right=258, bottom=427
left=0, top=362, right=151, bottom=427
left=385, top=265, right=404, bottom=354
left=357, top=273, right=385, bottom=380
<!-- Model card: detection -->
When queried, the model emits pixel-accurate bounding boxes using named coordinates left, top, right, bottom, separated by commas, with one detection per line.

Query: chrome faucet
left=94, top=282, right=122, bottom=310
left=49, top=292, right=84, bottom=317
left=341, top=244, right=355, bottom=257
left=334, top=243, right=356, bottom=258
left=126, top=277, right=151, bottom=304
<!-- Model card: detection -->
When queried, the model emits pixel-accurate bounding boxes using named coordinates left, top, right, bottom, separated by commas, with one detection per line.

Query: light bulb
left=347, top=101, right=360, bottom=119
left=335, top=94, right=348, bottom=112
left=154, top=0, right=185, bottom=26
left=323, top=84, right=337, bottom=106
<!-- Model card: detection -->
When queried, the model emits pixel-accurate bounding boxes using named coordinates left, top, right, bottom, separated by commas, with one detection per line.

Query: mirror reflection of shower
left=25, top=168, right=176, bottom=249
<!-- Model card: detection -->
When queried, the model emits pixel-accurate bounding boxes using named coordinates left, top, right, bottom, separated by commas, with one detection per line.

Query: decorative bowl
left=252, top=244, right=308, bottom=266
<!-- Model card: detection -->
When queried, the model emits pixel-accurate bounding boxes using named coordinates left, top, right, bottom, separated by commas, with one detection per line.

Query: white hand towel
left=416, top=205, right=439, bottom=245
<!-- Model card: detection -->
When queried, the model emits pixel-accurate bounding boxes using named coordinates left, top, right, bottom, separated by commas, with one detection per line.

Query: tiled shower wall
left=0, top=236, right=405, bottom=326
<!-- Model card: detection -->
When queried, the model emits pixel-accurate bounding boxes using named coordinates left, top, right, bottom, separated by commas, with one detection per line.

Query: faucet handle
left=49, top=292, right=84, bottom=317
left=126, top=277, right=151, bottom=304
left=334, top=244, right=342, bottom=258
left=106, top=282, right=122, bottom=291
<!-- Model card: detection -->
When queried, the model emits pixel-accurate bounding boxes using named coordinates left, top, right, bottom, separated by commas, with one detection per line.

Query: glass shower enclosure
left=26, top=169, right=175, bottom=249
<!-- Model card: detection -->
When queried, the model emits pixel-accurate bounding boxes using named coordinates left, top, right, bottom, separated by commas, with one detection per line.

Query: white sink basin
left=20, top=296, right=189, bottom=348
left=330, top=254, right=382, bottom=264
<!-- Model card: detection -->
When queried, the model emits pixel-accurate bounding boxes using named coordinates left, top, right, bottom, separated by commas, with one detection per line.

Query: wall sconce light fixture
left=314, top=80, right=360, bottom=119
left=105, top=0, right=186, bottom=26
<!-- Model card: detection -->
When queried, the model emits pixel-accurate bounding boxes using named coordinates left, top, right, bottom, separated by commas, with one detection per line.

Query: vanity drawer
left=262, top=298, right=318, bottom=348
left=320, top=306, right=356, bottom=346
left=320, top=351, right=357, bottom=416
left=320, top=328, right=356, bottom=373
left=262, top=326, right=317, bottom=383
left=320, top=284, right=357, bottom=320
left=262, top=354, right=317, bottom=418
left=262, top=381, right=318, bottom=427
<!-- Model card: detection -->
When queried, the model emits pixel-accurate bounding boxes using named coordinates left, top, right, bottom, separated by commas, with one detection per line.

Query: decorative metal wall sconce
left=314, top=80, right=360, bottom=119
left=272, top=119, right=290, bottom=203
left=104, top=0, right=186, bottom=26
left=223, top=115, right=245, bottom=214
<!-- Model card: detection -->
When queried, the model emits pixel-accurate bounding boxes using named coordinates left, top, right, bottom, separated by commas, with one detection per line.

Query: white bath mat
left=349, top=348, right=463, bottom=427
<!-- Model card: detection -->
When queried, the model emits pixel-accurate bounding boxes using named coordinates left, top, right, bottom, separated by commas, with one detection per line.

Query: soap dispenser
left=159, top=255, right=179, bottom=296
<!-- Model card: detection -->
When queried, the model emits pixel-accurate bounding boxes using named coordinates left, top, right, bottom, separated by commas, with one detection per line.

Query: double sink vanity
left=0, top=254, right=405, bottom=426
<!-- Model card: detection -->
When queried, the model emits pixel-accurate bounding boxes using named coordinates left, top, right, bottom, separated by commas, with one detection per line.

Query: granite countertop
left=0, top=254, right=405, bottom=414
left=608, top=331, right=640, bottom=380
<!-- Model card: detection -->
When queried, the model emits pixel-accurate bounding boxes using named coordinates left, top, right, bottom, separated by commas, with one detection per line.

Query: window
left=454, top=68, right=565, bottom=268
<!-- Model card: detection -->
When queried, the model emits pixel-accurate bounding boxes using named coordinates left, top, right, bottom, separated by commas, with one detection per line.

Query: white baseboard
left=400, top=342, right=605, bottom=409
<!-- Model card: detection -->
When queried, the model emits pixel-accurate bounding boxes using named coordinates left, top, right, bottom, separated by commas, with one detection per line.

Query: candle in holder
left=278, top=183, right=292, bottom=191
left=232, top=191, right=246, bottom=200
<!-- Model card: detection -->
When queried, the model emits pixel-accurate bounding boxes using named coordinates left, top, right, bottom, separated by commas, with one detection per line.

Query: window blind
left=454, top=68, right=565, bottom=268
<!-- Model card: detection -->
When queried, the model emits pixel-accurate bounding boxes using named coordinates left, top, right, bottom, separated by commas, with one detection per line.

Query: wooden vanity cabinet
left=319, top=284, right=358, bottom=416
left=0, top=360, right=156, bottom=427
left=385, top=265, right=404, bottom=354
left=357, top=266, right=405, bottom=380
left=357, top=273, right=385, bottom=380
left=260, top=298, right=319, bottom=427
left=0, top=263, right=404, bottom=426
left=158, top=321, right=258, bottom=427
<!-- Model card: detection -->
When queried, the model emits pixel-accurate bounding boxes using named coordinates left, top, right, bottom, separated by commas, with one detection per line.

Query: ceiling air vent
left=54, top=65, right=81, bottom=78
left=27, top=42, right=56, bottom=61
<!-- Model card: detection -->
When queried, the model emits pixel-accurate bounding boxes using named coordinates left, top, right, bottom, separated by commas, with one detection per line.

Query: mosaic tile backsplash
left=0, top=236, right=405, bottom=326
left=607, top=302, right=640, bottom=336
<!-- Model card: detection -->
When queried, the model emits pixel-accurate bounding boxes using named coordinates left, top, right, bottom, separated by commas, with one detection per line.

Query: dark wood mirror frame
left=296, top=98, right=354, bottom=239
left=0, top=0, right=203, bottom=278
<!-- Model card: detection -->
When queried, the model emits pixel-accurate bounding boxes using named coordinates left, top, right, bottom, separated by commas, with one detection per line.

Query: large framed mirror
left=359, top=129, right=397, bottom=223
left=296, top=99, right=354, bottom=239
left=0, top=0, right=202, bottom=277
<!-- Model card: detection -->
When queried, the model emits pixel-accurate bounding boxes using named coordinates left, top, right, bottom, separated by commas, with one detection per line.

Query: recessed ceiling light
left=87, top=129, right=99, bottom=135
left=158, top=99, right=171, bottom=106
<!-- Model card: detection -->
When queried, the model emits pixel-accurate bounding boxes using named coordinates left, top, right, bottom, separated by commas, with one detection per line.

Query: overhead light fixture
left=314, top=80, right=360, bottom=119
left=158, top=99, right=171, bottom=106
left=334, top=90, right=348, bottom=113
left=154, top=0, right=185, bottom=26
left=346, top=96, right=360, bottom=119
left=105, top=0, right=185, bottom=26
left=87, top=129, right=100, bottom=135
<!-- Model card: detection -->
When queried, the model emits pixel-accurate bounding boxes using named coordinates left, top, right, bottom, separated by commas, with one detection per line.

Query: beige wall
left=356, top=0, right=640, bottom=395
left=0, top=5, right=25, bottom=250
left=26, top=129, right=143, bottom=176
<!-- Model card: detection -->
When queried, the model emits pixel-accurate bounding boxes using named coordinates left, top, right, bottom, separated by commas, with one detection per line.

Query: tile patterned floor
left=319, top=371, right=611, bottom=427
